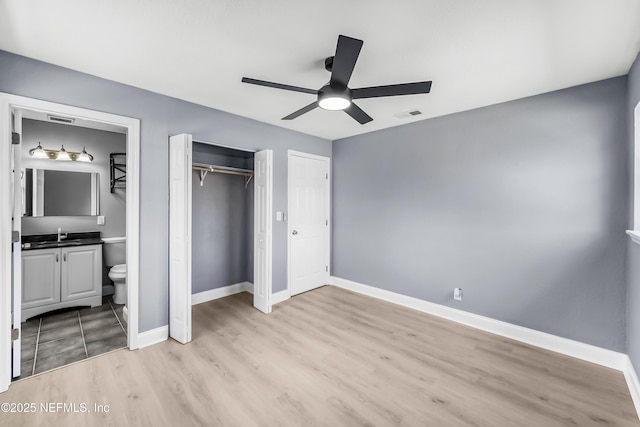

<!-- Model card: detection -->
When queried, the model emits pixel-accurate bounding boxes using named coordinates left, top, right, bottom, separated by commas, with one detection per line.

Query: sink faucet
left=57, top=227, right=67, bottom=242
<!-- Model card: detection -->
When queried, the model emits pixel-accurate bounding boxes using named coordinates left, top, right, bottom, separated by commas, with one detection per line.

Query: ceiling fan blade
left=344, top=103, right=373, bottom=124
left=242, top=77, right=317, bottom=95
left=352, top=81, right=432, bottom=99
left=282, top=102, right=319, bottom=120
left=330, top=35, right=363, bottom=88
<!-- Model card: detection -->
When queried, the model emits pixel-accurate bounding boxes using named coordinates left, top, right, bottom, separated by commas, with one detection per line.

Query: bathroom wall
left=191, top=142, right=253, bottom=294
left=21, top=119, right=127, bottom=239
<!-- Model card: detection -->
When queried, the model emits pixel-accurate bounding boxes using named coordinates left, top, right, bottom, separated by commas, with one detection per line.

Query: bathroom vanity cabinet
left=22, top=244, right=102, bottom=320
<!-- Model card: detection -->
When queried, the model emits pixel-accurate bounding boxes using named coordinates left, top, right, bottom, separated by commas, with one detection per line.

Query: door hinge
left=11, top=328, right=19, bottom=341
left=326, top=266, right=328, bottom=272
left=326, top=219, right=328, bottom=226
left=11, top=132, right=20, bottom=145
left=326, top=173, right=328, bottom=179
left=12, top=230, right=20, bottom=243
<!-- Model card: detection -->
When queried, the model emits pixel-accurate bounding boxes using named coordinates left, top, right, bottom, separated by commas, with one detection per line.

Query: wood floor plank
left=1, top=285, right=638, bottom=426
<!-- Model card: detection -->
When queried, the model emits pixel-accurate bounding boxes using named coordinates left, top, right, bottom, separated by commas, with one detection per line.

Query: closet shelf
left=193, top=163, right=254, bottom=188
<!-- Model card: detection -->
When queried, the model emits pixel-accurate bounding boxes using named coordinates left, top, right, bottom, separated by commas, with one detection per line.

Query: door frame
left=287, top=150, right=331, bottom=298
left=0, top=93, right=141, bottom=392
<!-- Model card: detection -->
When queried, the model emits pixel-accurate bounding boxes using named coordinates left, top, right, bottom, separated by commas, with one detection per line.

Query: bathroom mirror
left=22, top=168, right=99, bottom=217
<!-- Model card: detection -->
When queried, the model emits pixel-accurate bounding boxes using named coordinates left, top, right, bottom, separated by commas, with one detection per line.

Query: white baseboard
left=192, top=282, right=252, bottom=305
left=272, top=289, right=290, bottom=305
left=191, top=282, right=289, bottom=307
left=137, top=325, right=168, bottom=349
left=330, top=276, right=627, bottom=371
left=623, top=356, right=640, bottom=420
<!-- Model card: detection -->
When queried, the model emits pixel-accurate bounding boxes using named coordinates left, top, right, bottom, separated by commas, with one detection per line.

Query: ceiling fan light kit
left=318, top=85, right=352, bottom=110
left=242, top=34, right=432, bottom=125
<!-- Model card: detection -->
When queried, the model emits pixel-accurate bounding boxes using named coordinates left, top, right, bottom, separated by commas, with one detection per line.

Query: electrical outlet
left=454, top=288, right=463, bottom=301
left=97, top=215, right=105, bottom=225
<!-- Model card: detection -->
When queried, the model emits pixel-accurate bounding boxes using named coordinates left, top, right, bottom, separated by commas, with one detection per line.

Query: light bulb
left=56, top=145, right=71, bottom=161
left=318, top=96, right=351, bottom=111
left=77, top=147, right=93, bottom=162
left=29, top=143, right=48, bottom=159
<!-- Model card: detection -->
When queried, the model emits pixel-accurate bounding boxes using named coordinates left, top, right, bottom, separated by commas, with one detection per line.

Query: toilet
left=102, top=236, right=127, bottom=305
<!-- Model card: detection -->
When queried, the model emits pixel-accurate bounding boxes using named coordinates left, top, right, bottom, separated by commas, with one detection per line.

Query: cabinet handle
left=63, top=253, right=66, bottom=262
left=56, top=254, right=59, bottom=262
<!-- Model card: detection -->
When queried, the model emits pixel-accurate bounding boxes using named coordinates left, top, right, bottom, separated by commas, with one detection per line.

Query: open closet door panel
left=253, top=149, right=272, bottom=314
left=169, top=133, right=192, bottom=344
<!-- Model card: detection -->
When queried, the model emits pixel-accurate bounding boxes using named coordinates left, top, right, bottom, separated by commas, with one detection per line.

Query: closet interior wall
left=191, top=142, right=254, bottom=295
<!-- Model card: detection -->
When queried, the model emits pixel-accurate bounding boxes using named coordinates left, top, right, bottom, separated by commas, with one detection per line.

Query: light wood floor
left=2, top=286, right=638, bottom=426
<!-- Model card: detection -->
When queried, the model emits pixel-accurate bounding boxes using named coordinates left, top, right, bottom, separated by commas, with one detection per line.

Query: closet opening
left=169, top=133, right=272, bottom=344
left=191, top=142, right=255, bottom=315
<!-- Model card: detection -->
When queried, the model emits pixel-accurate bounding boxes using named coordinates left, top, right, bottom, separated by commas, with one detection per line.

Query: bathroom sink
left=22, top=232, right=103, bottom=250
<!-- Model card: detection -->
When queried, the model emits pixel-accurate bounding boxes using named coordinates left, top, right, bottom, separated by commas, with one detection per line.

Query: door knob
left=292, top=230, right=298, bottom=235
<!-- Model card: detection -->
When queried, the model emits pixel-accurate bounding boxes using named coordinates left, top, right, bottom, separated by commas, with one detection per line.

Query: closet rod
left=193, top=165, right=253, bottom=177
left=193, top=163, right=254, bottom=187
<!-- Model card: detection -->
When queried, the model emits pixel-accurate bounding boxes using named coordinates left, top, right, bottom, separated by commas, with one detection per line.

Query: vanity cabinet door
left=22, top=248, right=61, bottom=310
left=61, top=245, right=102, bottom=303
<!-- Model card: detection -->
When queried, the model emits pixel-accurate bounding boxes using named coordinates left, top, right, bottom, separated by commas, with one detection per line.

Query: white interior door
left=11, top=109, right=22, bottom=378
left=288, top=151, right=330, bottom=296
left=253, top=149, right=273, bottom=313
left=169, top=133, right=192, bottom=344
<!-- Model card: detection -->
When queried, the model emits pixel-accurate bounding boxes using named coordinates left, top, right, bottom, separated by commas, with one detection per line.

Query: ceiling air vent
left=47, top=114, right=75, bottom=124
left=394, top=109, right=422, bottom=119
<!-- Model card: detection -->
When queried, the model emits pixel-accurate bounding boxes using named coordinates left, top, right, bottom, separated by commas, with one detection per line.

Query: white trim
left=272, top=289, right=290, bottom=305
left=623, top=356, right=640, bottom=421
left=0, top=93, right=141, bottom=390
left=627, top=230, right=640, bottom=246
left=287, top=150, right=331, bottom=298
left=330, top=276, right=627, bottom=370
left=137, top=325, right=168, bottom=349
left=0, top=95, right=12, bottom=392
left=288, top=149, right=331, bottom=162
left=122, top=305, right=128, bottom=323
left=192, top=282, right=253, bottom=305
left=634, top=101, right=640, bottom=229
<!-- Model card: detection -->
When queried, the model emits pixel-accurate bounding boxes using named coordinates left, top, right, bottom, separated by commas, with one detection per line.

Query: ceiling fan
left=241, top=35, right=432, bottom=124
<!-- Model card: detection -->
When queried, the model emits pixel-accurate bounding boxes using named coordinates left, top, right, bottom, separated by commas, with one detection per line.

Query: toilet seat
left=109, top=264, right=126, bottom=279
left=111, top=264, right=126, bottom=274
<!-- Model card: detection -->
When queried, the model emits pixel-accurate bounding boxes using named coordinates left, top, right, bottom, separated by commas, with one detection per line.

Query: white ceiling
left=1, top=0, right=639, bottom=141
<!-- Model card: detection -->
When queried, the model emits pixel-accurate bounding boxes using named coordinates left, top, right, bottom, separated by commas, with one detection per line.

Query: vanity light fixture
left=28, top=143, right=94, bottom=162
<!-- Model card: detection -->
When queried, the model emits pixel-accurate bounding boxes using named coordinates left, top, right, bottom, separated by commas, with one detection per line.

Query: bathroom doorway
left=0, top=93, right=141, bottom=391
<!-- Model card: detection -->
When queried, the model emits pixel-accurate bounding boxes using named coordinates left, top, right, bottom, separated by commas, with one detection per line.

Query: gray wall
left=191, top=144, right=253, bottom=294
left=627, top=52, right=640, bottom=370
left=0, top=50, right=331, bottom=332
left=21, top=119, right=126, bottom=238
left=332, top=77, right=628, bottom=351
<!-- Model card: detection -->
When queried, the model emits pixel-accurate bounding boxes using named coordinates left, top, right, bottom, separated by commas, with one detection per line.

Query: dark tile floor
left=19, top=296, right=127, bottom=379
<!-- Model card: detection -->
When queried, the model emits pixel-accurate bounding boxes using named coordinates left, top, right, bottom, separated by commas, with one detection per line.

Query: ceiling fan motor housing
left=324, top=56, right=334, bottom=72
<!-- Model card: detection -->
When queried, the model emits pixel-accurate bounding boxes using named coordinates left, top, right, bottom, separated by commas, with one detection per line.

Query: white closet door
left=169, top=133, right=192, bottom=344
left=253, top=149, right=273, bottom=313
